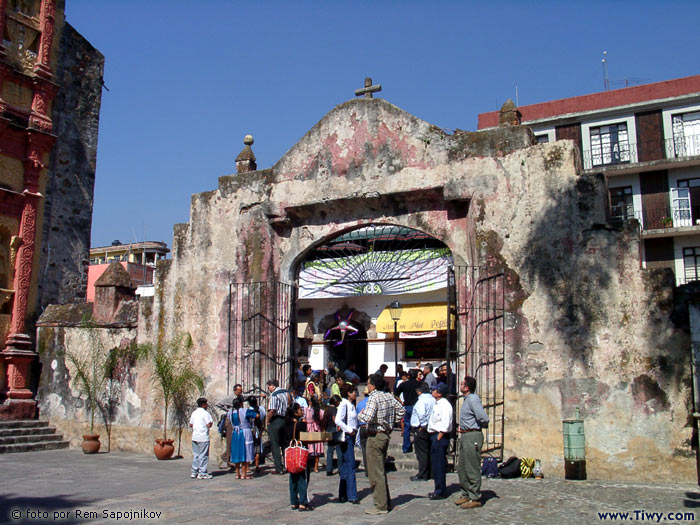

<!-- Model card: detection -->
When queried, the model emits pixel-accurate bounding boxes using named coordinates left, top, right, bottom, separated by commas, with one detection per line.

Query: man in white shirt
left=426, top=383, right=453, bottom=499
left=189, top=397, right=213, bottom=479
left=410, top=382, right=436, bottom=481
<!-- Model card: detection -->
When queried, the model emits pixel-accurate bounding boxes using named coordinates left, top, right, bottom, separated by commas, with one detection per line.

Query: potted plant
left=146, top=333, right=204, bottom=460
left=65, top=340, right=105, bottom=454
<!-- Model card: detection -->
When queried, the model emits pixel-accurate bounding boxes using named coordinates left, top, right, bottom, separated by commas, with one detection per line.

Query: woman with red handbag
left=284, top=403, right=313, bottom=511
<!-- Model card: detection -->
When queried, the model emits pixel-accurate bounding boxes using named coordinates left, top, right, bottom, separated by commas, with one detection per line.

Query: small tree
left=65, top=337, right=106, bottom=437
left=65, top=320, right=142, bottom=451
left=100, top=342, right=143, bottom=451
left=147, top=333, right=205, bottom=441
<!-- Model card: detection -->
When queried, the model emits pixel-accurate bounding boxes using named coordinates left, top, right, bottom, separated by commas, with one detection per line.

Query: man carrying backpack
left=455, top=376, right=489, bottom=509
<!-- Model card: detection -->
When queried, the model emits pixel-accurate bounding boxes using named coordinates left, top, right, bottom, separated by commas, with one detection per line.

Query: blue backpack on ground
left=481, top=454, right=499, bottom=478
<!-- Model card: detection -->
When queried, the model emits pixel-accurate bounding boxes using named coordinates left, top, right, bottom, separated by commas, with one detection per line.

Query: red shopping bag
left=285, top=440, right=309, bottom=474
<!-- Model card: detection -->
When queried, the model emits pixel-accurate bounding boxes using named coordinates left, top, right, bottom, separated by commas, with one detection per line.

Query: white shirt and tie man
left=426, top=383, right=453, bottom=499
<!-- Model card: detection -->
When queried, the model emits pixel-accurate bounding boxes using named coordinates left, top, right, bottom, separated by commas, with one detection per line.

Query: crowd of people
left=188, top=360, right=489, bottom=514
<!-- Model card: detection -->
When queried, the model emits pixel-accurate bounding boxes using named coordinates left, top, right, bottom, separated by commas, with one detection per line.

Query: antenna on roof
left=515, top=84, right=519, bottom=107
left=602, top=51, right=609, bottom=91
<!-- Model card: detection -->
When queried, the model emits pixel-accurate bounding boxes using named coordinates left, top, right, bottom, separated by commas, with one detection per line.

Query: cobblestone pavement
left=1, top=449, right=699, bottom=524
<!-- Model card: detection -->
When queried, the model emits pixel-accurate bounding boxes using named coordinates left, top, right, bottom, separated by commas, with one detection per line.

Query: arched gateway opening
left=294, top=224, right=453, bottom=389
left=227, top=223, right=505, bottom=458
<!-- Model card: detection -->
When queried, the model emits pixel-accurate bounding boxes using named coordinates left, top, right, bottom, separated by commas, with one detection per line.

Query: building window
left=609, top=186, right=634, bottom=221
left=683, top=247, right=700, bottom=283
left=535, top=134, right=549, bottom=144
left=672, top=178, right=700, bottom=227
left=590, top=123, right=630, bottom=166
left=672, top=111, right=700, bottom=157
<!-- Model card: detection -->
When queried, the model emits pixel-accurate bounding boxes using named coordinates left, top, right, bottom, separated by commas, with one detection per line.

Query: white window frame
left=668, top=167, right=700, bottom=228
left=673, top=235, right=700, bottom=285
left=662, top=102, right=700, bottom=158
left=530, top=126, right=556, bottom=144
left=581, top=115, right=638, bottom=169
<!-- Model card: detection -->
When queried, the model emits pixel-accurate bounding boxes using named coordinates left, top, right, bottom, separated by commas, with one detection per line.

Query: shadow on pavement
left=684, top=492, right=700, bottom=507
left=393, top=493, right=423, bottom=506
left=0, top=493, right=98, bottom=525
left=481, top=489, right=499, bottom=504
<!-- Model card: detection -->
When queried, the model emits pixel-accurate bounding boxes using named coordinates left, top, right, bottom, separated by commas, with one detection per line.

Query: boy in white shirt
left=189, top=397, right=213, bottom=479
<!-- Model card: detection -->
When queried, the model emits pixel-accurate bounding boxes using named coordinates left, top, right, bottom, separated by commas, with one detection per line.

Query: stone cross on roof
left=355, top=77, right=382, bottom=98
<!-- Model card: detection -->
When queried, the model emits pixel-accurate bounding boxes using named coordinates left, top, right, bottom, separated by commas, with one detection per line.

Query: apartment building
left=478, top=75, right=700, bottom=284
left=87, top=241, right=169, bottom=301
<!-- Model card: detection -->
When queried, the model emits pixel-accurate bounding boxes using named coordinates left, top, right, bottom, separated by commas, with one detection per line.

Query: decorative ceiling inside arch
left=297, top=223, right=452, bottom=299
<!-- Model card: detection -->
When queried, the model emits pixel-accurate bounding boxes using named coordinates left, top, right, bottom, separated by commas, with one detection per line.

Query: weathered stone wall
left=37, top=23, right=104, bottom=315
left=47, top=98, right=693, bottom=480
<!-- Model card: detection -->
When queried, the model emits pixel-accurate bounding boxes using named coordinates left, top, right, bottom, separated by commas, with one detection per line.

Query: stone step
left=0, top=433, right=63, bottom=445
left=0, top=440, right=69, bottom=454
left=0, top=419, right=49, bottom=430
left=0, top=426, right=57, bottom=438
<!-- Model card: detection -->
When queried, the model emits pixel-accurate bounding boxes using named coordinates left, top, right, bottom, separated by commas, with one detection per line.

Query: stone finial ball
left=244, top=134, right=254, bottom=145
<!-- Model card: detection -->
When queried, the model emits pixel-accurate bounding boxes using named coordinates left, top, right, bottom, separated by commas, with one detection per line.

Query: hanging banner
left=298, top=247, right=452, bottom=299
left=400, top=331, right=437, bottom=339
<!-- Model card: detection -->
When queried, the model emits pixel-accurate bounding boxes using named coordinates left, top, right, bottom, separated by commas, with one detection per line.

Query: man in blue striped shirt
left=409, top=382, right=435, bottom=481
left=265, top=379, right=289, bottom=474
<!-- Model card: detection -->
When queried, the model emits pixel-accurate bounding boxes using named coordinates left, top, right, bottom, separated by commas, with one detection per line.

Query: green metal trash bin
left=562, top=407, right=586, bottom=480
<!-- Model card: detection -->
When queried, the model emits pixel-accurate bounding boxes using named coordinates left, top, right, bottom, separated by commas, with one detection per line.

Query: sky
left=64, top=1, right=700, bottom=250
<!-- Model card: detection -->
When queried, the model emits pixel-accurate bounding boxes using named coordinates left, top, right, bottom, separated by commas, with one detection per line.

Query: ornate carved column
left=1, top=139, right=44, bottom=407
left=33, top=0, right=55, bottom=79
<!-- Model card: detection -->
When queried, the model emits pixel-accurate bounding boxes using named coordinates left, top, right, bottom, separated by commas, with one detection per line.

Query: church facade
left=39, top=95, right=694, bottom=481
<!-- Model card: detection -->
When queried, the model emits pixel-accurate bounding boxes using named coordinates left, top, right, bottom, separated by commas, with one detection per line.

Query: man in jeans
left=358, top=374, right=405, bottom=515
left=189, top=397, right=213, bottom=479
left=265, top=379, right=289, bottom=474
left=395, top=369, right=420, bottom=453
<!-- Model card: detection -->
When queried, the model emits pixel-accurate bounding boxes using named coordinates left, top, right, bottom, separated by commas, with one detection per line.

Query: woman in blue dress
left=237, top=400, right=255, bottom=478
left=228, top=398, right=248, bottom=479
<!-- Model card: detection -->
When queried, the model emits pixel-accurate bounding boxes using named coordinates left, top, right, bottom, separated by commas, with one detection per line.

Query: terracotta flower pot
left=81, top=434, right=101, bottom=454
left=154, top=438, right=175, bottom=460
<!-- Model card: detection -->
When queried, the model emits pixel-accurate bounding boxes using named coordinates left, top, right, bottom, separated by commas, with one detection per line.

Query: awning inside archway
left=376, top=302, right=452, bottom=333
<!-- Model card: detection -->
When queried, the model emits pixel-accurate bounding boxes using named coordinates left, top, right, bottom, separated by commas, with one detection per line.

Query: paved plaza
left=0, top=448, right=699, bottom=524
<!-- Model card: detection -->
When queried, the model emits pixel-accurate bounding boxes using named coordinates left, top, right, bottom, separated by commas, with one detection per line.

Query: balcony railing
left=675, top=276, right=700, bottom=287
left=610, top=206, right=700, bottom=231
left=582, top=134, right=700, bottom=170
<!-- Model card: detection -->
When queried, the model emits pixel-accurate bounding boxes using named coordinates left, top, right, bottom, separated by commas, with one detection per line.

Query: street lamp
left=389, top=301, right=402, bottom=389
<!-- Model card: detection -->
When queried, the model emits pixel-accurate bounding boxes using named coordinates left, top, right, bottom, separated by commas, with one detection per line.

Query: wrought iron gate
left=449, top=266, right=505, bottom=460
left=227, top=282, right=296, bottom=398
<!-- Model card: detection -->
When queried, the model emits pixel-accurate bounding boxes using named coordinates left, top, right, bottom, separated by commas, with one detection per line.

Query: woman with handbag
left=285, top=403, right=313, bottom=511
left=334, top=385, right=359, bottom=504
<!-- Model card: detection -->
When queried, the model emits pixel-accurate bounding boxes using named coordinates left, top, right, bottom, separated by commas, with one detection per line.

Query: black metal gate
left=227, top=282, right=296, bottom=398
left=449, top=266, right=505, bottom=460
